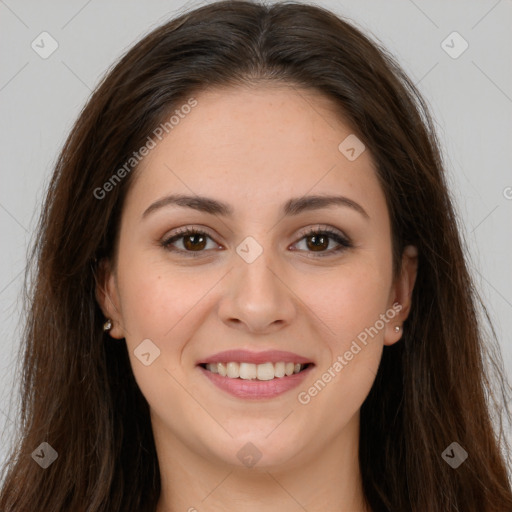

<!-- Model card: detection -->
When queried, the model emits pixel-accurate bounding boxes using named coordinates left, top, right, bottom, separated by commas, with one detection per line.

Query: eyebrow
left=142, top=193, right=370, bottom=220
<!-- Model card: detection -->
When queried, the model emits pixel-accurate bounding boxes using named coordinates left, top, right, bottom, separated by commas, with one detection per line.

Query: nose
left=217, top=245, right=297, bottom=334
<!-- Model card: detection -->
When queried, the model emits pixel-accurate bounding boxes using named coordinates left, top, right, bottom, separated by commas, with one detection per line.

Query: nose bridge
left=218, top=232, right=296, bottom=332
left=234, top=233, right=282, bottom=301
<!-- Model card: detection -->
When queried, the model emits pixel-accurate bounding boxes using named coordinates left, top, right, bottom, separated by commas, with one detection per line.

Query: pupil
left=308, top=234, right=327, bottom=251
left=185, top=234, right=206, bottom=250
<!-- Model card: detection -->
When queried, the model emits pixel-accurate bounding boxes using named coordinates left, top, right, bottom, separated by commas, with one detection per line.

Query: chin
left=204, top=429, right=308, bottom=470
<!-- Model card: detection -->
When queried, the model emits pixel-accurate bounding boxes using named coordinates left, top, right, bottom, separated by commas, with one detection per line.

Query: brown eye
left=182, top=233, right=207, bottom=251
left=305, top=233, right=330, bottom=252
left=162, top=228, right=217, bottom=257
left=293, top=227, right=352, bottom=257
left=162, top=226, right=352, bottom=259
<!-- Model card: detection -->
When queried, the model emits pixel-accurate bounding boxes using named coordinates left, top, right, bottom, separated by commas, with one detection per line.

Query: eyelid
left=166, top=224, right=217, bottom=240
left=162, top=223, right=348, bottom=242
left=295, top=223, right=348, bottom=240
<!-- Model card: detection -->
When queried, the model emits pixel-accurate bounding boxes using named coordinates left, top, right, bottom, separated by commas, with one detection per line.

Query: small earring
left=394, top=325, right=401, bottom=333
left=103, top=319, right=112, bottom=331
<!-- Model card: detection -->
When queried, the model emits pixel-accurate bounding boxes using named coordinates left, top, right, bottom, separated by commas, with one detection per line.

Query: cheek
left=114, top=258, right=209, bottom=414
left=115, top=251, right=224, bottom=353
left=118, top=272, right=181, bottom=341
left=297, top=262, right=391, bottom=401
left=305, top=261, right=392, bottom=346
left=294, top=268, right=390, bottom=429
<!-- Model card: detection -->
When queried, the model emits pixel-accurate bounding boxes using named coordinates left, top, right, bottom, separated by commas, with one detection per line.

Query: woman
left=1, top=1, right=511, bottom=510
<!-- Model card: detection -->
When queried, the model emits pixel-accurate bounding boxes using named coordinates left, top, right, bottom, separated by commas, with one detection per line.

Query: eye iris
left=306, top=234, right=329, bottom=251
left=183, top=233, right=207, bottom=251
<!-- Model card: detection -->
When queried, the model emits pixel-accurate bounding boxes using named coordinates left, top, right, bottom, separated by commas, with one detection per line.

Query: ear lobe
left=94, top=258, right=124, bottom=339
left=383, top=245, right=418, bottom=346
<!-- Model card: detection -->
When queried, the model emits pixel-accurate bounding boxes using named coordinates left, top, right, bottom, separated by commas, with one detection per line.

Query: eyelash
left=160, top=225, right=353, bottom=258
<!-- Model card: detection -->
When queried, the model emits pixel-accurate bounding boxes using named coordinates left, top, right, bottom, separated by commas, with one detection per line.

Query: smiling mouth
left=199, top=361, right=312, bottom=381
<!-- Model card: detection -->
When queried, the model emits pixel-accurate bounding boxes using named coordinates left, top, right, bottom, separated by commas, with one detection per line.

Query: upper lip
left=198, top=349, right=313, bottom=365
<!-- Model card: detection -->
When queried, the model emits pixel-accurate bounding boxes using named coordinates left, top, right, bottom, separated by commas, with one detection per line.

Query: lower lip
left=198, top=365, right=313, bottom=400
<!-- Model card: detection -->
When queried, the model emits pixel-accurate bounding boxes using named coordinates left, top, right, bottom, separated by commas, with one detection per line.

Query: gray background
left=1, top=0, right=511, bottom=469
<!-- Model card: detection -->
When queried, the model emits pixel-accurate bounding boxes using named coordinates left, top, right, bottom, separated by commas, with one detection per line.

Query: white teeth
left=206, top=363, right=218, bottom=374
left=274, top=361, right=285, bottom=378
left=256, top=362, right=274, bottom=381
left=239, top=362, right=257, bottom=380
left=205, top=361, right=307, bottom=380
left=218, top=362, right=227, bottom=377
left=226, top=362, right=239, bottom=378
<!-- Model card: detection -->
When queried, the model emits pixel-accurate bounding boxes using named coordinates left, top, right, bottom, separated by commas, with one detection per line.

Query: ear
left=94, top=258, right=125, bottom=339
left=383, top=245, right=418, bottom=346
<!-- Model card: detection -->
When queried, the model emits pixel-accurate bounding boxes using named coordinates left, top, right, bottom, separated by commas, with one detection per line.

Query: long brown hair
left=1, top=1, right=511, bottom=510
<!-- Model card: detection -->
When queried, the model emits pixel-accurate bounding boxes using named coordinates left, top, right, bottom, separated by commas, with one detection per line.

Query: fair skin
left=97, top=84, right=418, bottom=512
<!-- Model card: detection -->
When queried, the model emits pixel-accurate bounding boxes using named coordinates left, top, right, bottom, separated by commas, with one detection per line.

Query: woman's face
left=99, top=84, right=417, bottom=470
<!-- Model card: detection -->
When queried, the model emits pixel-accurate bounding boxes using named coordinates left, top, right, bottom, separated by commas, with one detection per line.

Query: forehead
left=125, top=84, right=387, bottom=222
